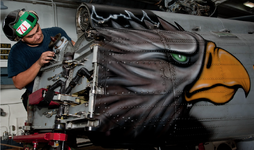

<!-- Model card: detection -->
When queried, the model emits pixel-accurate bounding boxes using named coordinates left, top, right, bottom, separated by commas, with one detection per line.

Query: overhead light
left=244, top=1, right=254, bottom=8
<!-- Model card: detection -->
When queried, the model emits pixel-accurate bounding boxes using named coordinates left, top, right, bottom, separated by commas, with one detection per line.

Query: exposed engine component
left=165, top=0, right=216, bottom=16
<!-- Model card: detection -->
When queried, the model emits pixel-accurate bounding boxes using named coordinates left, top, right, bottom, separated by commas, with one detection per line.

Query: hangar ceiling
left=218, top=0, right=254, bottom=20
left=1, top=0, right=254, bottom=21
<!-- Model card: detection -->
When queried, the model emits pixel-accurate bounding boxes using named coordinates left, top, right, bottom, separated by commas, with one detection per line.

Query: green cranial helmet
left=13, top=11, right=38, bottom=37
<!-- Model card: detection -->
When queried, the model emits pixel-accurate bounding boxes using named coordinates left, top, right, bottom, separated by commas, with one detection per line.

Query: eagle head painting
left=86, top=5, right=251, bottom=147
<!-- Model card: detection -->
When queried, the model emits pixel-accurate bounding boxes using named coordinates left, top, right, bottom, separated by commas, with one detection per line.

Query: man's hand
left=37, top=51, right=55, bottom=66
left=13, top=51, right=55, bottom=89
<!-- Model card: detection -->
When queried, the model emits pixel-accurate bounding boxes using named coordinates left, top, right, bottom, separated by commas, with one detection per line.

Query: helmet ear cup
left=2, top=9, right=21, bottom=41
left=28, top=10, right=39, bottom=21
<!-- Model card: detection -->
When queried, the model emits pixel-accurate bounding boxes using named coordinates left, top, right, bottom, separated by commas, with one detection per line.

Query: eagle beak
left=185, top=42, right=250, bottom=103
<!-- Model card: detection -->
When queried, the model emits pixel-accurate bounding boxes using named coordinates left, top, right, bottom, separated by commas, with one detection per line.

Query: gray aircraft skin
left=13, top=2, right=254, bottom=149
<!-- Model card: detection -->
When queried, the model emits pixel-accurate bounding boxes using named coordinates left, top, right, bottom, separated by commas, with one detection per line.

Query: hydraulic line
left=38, top=80, right=65, bottom=107
left=64, top=67, right=93, bottom=94
left=48, top=80, right=66, bottom=93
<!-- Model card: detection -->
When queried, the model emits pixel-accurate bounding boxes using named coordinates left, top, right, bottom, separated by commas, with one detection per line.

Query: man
left=2, top=9, right=75, bottom=109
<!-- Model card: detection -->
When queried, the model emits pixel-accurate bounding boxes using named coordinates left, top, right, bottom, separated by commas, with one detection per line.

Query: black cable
left=64, top=67, right=93, bottom=94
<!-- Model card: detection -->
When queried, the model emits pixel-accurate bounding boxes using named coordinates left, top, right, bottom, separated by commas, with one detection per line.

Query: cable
left=7, top=105, right=11, bottom=133
left=51, top=0, right=58, bottom=27
left=0, top=102, right=22, bottom=105
left=209, top=5, right=217, bottom=17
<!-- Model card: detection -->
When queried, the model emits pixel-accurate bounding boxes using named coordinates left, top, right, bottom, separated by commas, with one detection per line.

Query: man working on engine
left=2, top=9, right=75, bottom=110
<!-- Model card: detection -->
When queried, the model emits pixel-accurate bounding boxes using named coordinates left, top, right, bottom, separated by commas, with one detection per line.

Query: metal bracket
left=53, top=94, right=79, bottom=104
left=88, top=44, right=99, bottom=118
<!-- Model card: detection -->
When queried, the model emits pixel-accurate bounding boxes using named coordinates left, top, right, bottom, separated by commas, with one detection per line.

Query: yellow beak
left=185, top=42, right=250, bottom=103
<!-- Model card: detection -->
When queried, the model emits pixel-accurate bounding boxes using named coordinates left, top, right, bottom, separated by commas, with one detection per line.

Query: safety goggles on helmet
left=2, top=9, right=39, bottom=41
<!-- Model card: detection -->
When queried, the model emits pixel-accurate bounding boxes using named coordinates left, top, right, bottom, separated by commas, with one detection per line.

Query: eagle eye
left=171, top=53, right=189, bottom=64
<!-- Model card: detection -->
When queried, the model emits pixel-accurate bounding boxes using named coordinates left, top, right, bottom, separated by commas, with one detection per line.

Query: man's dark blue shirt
left=8, top=27, right=72, bottom=93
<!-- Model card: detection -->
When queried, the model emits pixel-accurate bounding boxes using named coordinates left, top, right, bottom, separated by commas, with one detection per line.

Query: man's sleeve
left=8, top=53, right=21, bottom=78
left=7, top=47, right=26, bottom=78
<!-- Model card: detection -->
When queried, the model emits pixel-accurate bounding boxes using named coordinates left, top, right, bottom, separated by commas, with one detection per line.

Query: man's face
left=21, top=23, right=44, bottom=46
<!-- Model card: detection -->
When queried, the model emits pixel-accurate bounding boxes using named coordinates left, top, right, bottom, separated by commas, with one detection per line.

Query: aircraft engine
left=12, top=2, right=254, bottom=150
